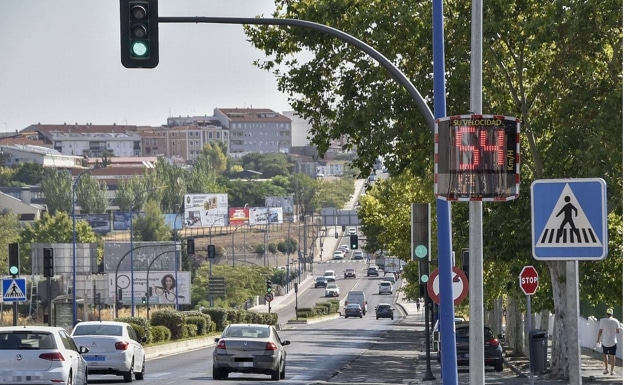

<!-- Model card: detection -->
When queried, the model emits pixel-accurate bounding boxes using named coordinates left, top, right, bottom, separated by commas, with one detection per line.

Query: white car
left=323, top=270, right=337, bottom=282
left=71, top=321, right=147, bottom=382
left=379, top=281, right=393, bottom=295
left=325, top=283, right=340, bottom=297
left=383, top=273, right=397, bottom=284
left=333, top=250, right=345, bottom=259
left=0, top=326, right=89, bottom=385
left=348, top=227, right=357, bottom=235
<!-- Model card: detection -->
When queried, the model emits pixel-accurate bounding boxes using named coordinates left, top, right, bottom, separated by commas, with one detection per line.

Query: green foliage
left=202, top=307, right=229, bottom=331
left=185, top=314, right=210, bottom=335
left=0, top=212, right=21, bottom=275
left=132, top=200, right=171, bottom=241
left=41, top=169, right=72, bottom=215
left=13, top=163, right=43, bottom=185
left=148, top=325, right=171, bottom=343
left=150, top=308, right=186, bottom=340
left=76, top=173, right=108, bottom=214
left=277, top=238, right=297, bottom=254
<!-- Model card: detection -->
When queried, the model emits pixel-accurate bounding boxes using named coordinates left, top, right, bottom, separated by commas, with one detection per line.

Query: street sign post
left=519, top=266, right=539, bottom=295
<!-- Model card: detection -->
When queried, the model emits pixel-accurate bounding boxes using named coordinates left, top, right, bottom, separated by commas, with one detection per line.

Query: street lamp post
left=72, top=168, right=96, bottom=327
left=173, top=208, right=184, bottom=311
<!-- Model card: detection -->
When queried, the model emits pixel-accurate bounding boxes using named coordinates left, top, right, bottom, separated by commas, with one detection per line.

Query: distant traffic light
left=350, top=234, right=359, bottom=250
left=94, top=292, right=101, bottom=305
left=43, top=247, right=54, bottom=278
left=8, top=243, right=19, bottom=277
left=141, top=296, right=147, bottom=304
left=187, top=238, right=195, bottom=254
left=461, top=248, right=469, bottom=280
left=120, top=0, right=159, bottom=68
left=412, top=203, right=431, bottom=284
left=266, top=279, right=272, bottom=293
left=207, top=244, right=216, bottom=259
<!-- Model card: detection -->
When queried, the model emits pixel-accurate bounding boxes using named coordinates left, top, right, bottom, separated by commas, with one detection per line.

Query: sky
left=0, top=1, right=293, bottom=133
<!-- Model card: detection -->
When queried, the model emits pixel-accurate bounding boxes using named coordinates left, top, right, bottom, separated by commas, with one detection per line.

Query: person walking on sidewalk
left=596, top=308, right=620, bottom=375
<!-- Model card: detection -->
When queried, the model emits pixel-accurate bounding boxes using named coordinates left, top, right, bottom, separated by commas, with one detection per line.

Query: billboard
left=76, top=213, right=110, bottom=233
left=108, top=271, right=191, bottom=305
left=112, top=211, right=133, bottom=231
left=103, top=241, right=176, bottom=273
left=228, top=207, right=249, bottom=225
left=184, top=193, right=228, bottom=228
left=248, top=207, right=283, bottom=226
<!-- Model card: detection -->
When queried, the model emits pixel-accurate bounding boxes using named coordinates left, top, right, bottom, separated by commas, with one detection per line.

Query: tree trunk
left=506, top=296, right=525, bottom=354
left=547, top=260, right=573, bottom=381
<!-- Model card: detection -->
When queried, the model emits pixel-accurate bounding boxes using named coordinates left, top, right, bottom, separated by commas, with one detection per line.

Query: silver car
left=71, top=321, right=146, bottom=382
left=0, top=326, right=89, bottom=385
left=213, top=324, right=290, bottom=381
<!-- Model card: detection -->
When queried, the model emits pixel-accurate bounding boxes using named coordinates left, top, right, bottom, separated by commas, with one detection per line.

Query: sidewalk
left=394, top=298, right=622, bottom=384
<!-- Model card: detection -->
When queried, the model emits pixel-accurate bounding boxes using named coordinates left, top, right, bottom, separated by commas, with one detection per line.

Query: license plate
left=84, top=355, right=105, bottom=362
left=240, top=362, right=253, bottom=367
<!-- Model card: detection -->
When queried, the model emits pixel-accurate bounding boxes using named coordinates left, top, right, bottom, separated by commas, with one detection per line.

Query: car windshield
left=316, top=277, right=326, bottom=281
left=0, top=332, right=56, bottom=349
left=225, top=326, right=270, bottom=338
left=327, top=284, right=337, bottom=289
left=73, top=324, right=123, bottom=336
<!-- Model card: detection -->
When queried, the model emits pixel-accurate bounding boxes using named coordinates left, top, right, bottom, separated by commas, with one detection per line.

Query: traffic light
left=266, top=279, right=272, bottom=293
left=148, top=287, right=153, bottom=297
left=207, top=244, right=216, bottom=259
left=461, top=248, right=469, bottom=280
left=412, top=203, right=431, bottom=285
left=187, top=238, right=195, bottom=254
left=8, top=243, right=19, bottom=277
left=141, top=296, right=146, bottom=304
left=94, top=292, right=101, bottom=305
left=43, top=247, right=54, bottom=278
left=350, top=234, right=359, bottom=250
left=120, top=0, right=159, bottom=68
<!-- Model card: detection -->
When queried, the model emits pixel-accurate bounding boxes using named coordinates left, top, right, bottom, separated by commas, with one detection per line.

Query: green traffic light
left=415, top=245, right=428, bottom=258
left=420, top=274, right=429, bottom=283
left=131, top=41, right=149, bottom=57
left=9, top=266, right=18, bottom=275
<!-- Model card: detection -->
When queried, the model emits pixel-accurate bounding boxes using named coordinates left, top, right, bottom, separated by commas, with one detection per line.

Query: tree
left=132, top=200, right=171, bottom=242
left=13, top=163, right=43, bottom=185
left=246, top=0, right=622, bottom=379
left=41, top=169, right=72, bottom=215
left=76, top=173, right=108, bottom=214
left=200, top=141, right=228, bottom=175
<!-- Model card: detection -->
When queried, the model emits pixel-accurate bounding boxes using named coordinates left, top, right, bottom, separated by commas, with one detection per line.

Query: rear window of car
left=225, top=326, right=270, bottom=338
left=380, top=282, right=391, bottom=286
left=0, top=332, right=56, bottom=349
left=377, top=305, right=391, bottom=310
left=73, top=325, right=123, bottom=336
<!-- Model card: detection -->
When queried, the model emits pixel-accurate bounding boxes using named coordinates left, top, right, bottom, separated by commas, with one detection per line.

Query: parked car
left=71, top=320, right=147, bottom=382
left=438, top=322, right=504, bottom=372
left=344, top=268, right=356, bottom=279
left=367, top=267, right=380, bottom=277
left=325, top=283, right=340, bottom=297
left=344, top=303, right=363, bottom=318
left=352, top=250, right=364, bottom=259
left=375, top=303, right=394, bottom=320
left=213, top=324, right=290, bottom=380
left=314, top=276, right=328, bottom=288
left=0, top=326, right=89, bottom=385
left=323, top=270, right=336, bottom=282
left=378, top=281, right=393, bottom=295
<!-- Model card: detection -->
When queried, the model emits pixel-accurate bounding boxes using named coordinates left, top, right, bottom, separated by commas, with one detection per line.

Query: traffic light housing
left=266, top=279, right=272, bottom=293
left=94, top=292, right=101, bottom=305
left=120, top=0, right=159, bottom=68
left=350, top=234, right=359, bottom=250
left=412, top=203, right=431, bottom=285
left=141, top=296, right=146, bottom=304
left=148, top=287, right=153, bottom=297
left=43, top=247, right=54, bottom=278
left=187, top=238, right=195, bottom=254
left=461, top=248, right=469, bottom=280
left=8, top=243, right=19, bottom=277
left=207, top=244, right=216, bottom=259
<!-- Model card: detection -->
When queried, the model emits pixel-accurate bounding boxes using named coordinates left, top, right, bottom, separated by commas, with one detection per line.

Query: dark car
left=314, top=276, right=328, bottom=288
left=367, top=267, right=379, bottom=277
left=375, top=303, right=394, bottom=320
left=344, top=304, right=363, bottom=318
left=344, top=268, right=356, bottom=279
left=440, top=322, right=504, bottom=372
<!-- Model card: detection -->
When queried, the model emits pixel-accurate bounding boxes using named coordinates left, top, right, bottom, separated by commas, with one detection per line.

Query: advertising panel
left=248, top=207, right=283, bottom=226
left=184, top=193, right=228, bottom=228
left=103, top=241, right=176, bottom=273
left=112, top=211, right=133, bottom=231
left=76, top=213, right=110, bottom=233
left=108, top=271, right=191, bottom=305
left=228, top=207, right=249, bottom=225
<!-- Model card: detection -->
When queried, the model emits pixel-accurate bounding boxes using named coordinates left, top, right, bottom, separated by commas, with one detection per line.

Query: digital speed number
left=435, top=114, right=520, bottom=202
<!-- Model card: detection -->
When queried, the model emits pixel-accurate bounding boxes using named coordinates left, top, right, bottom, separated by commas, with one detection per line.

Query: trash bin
left=528, top=329, right=548, bottom=372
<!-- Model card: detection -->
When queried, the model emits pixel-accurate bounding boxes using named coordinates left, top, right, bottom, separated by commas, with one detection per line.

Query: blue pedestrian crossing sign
left=2, top=278, right=27, bottom=302
left=531, top=178, right=607, bottom=260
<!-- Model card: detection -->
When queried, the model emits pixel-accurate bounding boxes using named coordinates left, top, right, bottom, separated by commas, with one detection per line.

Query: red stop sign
left=519, top=265, right=539, bottom=295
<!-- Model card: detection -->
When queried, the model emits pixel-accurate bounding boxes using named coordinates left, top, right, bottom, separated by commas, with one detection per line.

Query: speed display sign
left=435, top=114, right=520, bottom=201
left=519, top=265, right=539, bottom=295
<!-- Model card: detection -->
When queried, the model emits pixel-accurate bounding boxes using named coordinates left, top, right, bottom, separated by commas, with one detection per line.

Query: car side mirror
left=79, top=346, right=90, bottom=354
left=282, top=340, right=291, bottom=346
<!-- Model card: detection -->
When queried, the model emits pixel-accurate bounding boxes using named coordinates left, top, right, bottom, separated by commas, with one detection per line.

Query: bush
left=204, top=307, right=229, bottom=331
left=115, top=316, right=151, bottom=342
left=149, top=325, right=171, bottom=343
left=150, top=308, right=186, bottom=340
left=185, top=314, right=210, bottom=335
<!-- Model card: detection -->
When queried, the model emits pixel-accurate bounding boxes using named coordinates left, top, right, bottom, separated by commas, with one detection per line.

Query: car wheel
left=135, top=357, right=145, bottom=380
left=280, top=360, right=286, bottom=379
left=494, top=361, right=504, bottom=372
left=391, top=316, right=394, bottom=320
left=270, top=362, right=281, bottom=381
left=359, top=315, right=362, bottom=318
left=67, top=370, right=73, bottom=385
left=123, top=359, right=134, bottom=382
left=212, top=366, right=228, bottom=380
left=345, top=315, right=348, bottom=318
left=376, top=317, right=379, bottom=320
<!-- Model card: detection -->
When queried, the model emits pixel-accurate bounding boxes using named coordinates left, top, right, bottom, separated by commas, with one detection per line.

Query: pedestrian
left=596, top=308, right=620, bottom=375
left=416, top=298, right=421, bottom=311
